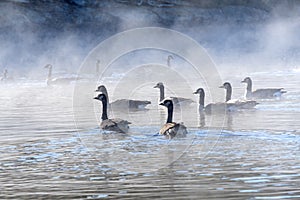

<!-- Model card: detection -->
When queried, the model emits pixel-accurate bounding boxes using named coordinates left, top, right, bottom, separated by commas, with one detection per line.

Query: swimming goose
left=167, top=55, right=173, bottom=67
left=0, top=69, right=11, bottom=82
left=154, top=82, right=194, bottom=105
left=219, top=82, right=258, bottom=109
left=44, top=64, right=78, bottom=86
left=0, top=69, right=7, bottom=81
left=95, top=85, right=151, bottom=110
left=94, top=93, right=131, bottom=133
left=241, top=77, right=287, bottom=99
left=193, top=88, right=235, bottom=113
left=159, top=98, right=187, bottom=138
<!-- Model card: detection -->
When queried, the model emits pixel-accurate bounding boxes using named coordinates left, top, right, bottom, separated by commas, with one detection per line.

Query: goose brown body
left=159, top=98, right=187, bottom=138
left=94, top=93, right=131, bottom=133
left=95, top=85, right=151, bottom=110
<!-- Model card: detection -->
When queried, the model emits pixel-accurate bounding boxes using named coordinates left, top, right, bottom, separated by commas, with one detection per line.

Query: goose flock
left=94, top=78, right=286, bottom=139
left=2, top=63, right=287, bottom=139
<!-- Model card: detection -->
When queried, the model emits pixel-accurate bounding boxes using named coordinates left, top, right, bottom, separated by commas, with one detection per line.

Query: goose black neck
left=199, top=91, right=205, bottom=110
left=102, top=87, right=109, bottom=105
left=246, top=79, right=252, bottom=92
left=226, top=86, right=232, bottom=102
left=159, top=85, right=165, bottom=102
left=166, top=103, right=173, bottom=123
left=101, top=96, right=108, bottom=120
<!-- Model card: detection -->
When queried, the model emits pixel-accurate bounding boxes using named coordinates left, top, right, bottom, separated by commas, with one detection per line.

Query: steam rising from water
left=0, top=1, right=300, bottom=80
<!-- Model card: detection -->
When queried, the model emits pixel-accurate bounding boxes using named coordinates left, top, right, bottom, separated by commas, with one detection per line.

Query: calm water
left=1, top=69, right=300, bottom=199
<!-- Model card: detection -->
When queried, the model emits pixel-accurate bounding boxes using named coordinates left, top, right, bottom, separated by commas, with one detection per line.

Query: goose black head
left=94, top=93, right=107, bottom=102
left=241, top=77, right=251, bottom=83
left=44, top=64, right=52, bottom=69
left=159, top=98, right=173, bottom=108
left=193, top=88, right=204, bottom=95
left=167, top=55, right=173, bottom=60
left=95, top=85, right=106, bottom=92
left=154, top=82, right=164, bottom=89
left=219, top=82, right=231, bottom=89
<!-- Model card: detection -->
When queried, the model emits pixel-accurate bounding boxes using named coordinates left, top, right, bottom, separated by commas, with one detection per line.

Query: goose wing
left=205, top=102, right=227, bottom=113
left=159, top=122, right=177, bottom=135
left=101, top=118, right=131, bottom=133
left=170, top=97, right=194, bottom=104
left=227, top=99, right=258, bottom=109
left=111, top=99, right=151, bottom=109
left=159, top=122, right=187, bottom=138
left=252, top=88, right=286, bottom=98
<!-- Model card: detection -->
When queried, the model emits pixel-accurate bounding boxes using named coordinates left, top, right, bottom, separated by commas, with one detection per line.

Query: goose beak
left=159, top=102, right=164, bottom=106
left=193, top=91, right=198, bottom=94
left=95, top=89, right=100, bottom=92
left=154, top=85, right=158, bottom=88
left=93, top=97, right=99, bottom=100
left=219, top=85, right=225, bottom=88
left=241, top=80, right=246, bottom=83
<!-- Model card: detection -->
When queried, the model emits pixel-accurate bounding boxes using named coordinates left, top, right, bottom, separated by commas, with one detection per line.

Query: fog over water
left=1, top=1, right=300, bottom=199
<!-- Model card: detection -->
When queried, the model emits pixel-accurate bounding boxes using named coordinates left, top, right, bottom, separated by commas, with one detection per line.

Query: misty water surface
left=0, top=67, right=300, bottom=199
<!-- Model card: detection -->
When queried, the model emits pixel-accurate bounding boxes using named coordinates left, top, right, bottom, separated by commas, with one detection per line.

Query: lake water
left=0, top=68, right=300, bottom=199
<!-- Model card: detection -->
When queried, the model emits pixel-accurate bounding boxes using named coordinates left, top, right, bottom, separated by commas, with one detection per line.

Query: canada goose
left=159, top=98, right=187, bottom=138
left=193, top=88, right=235, bottom=113
left=44, top=64, right=78, bottom=86
left=154, top=82, right=194, bottom=105
left=95, top=85, right=151, bottom=110
left=241, top=77, right=287, bottom=99
left=0, top=69, right=14, bottom=82
left=94, top=93, right=131, bottom=133
left=219, top=82, right=258, bottom=109
left=0, top=69, right=7, bottom=81
left=167, top=55, right=173, bottom=67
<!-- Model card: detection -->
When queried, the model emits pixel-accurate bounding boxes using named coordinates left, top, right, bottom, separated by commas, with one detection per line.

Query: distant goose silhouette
left=220, top=82, right=258, bottom=109
left=193, top=88, right=236, bottom=113
left=94, top=93, right=131, bottom=133
left=0, top=69, right=13, bottom=82
left=167, top=55, right=173, bottom=67
left=154, top=82, right=194, bottom=105
left=95, top=85, right=151, bottom=110
left=159, top=98, right=187, bottom=139
left=44, top=64, right=78, bottom=86
left=241, top=77, right=287, bottom=99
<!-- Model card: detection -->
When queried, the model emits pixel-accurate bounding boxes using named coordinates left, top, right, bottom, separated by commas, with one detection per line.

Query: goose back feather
left=95, top=85, right=151, bottom=110
left=159, top=98, right=187, bottom=138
